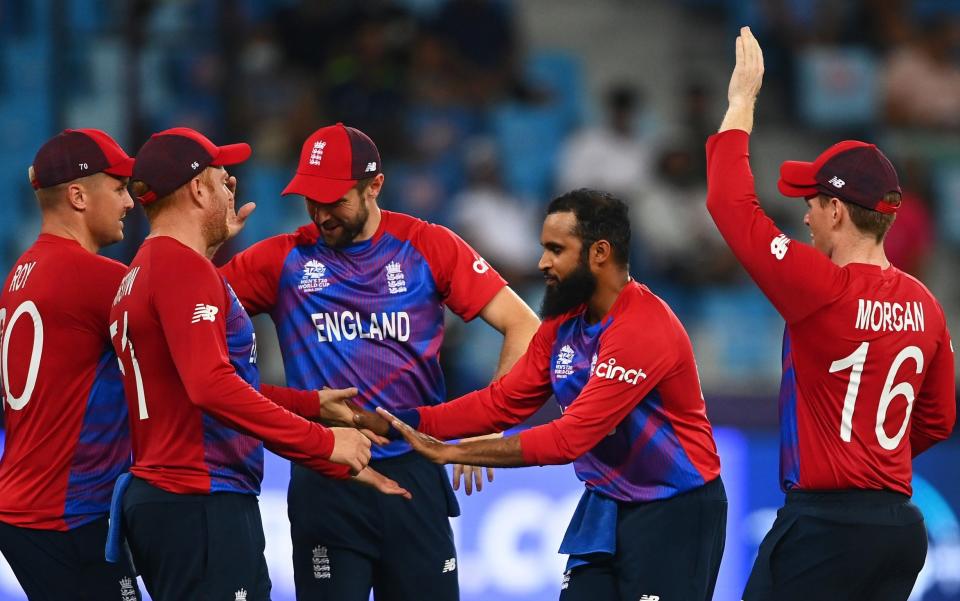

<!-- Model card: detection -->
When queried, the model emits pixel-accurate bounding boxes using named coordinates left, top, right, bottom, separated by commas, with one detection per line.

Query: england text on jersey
left=311, top=310, right=411, bottom=342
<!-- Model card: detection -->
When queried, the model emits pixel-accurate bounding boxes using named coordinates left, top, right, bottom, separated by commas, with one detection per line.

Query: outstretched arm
left=707, top=26, right=843, bottom=324
left=719, top=26, right=764, bottom=135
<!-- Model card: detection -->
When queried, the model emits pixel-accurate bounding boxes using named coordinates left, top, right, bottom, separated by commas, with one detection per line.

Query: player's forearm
left=418, top=384, right=543, bottom=440
left=492, top=310, right=540, bottom=378
left=442, top=433, right=527, bottom=467
left=260, top=383, right=320, bottom=418
left=719, top=99, right=756, bottom=134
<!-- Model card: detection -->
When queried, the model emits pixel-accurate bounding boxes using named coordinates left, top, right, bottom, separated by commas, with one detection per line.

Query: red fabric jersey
left=0, top=235, right=130, bottom=530
left=219, top=210, right=507, bottom=460
left=414, top=281, right=721, bottom=502
left=706, top=129, right=955, bottom=495
left=110, top=236, right=346, bottom=495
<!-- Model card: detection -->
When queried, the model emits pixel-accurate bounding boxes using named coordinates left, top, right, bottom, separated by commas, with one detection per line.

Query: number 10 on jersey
left=111, top=311, right=149, bottom=420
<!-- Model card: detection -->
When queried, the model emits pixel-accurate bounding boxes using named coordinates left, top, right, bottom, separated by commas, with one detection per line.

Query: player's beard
left=319, top=201, right=369, bottom=248
left=540, top=258, right=597, bottom=318
left=202, top=198, right=229, bottom=248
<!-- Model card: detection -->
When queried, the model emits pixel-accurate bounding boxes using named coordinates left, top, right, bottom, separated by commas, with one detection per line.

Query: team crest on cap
left=309, top=141, right=327, bottom=166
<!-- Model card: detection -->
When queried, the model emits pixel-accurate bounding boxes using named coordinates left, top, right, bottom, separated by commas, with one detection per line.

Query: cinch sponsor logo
left=855, top=299, right=925, bottom=333
left=311, top=311, right=410, bottom=342
left=590, top=356, right=647, bottom=385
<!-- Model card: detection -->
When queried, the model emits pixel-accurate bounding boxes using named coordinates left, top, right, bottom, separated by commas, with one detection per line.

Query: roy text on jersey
left=299, top=259, right=330, bottom=293
left=8, top=261, right=36, bottom=293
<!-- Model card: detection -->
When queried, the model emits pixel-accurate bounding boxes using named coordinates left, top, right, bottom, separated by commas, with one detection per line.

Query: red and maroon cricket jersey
left=706, top=129, right=955, bottom=495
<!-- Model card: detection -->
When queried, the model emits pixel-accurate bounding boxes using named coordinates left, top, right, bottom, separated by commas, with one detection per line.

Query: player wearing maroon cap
left=708, top=28, right=956, bottom=601
left=219, top=123, right=540, bottom=600
left=112, top=127, right=406, bottom=601
left=0, top=130, right=141, bottom=600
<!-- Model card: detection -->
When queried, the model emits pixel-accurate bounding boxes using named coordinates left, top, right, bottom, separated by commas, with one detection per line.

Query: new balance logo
left=442, top=557, right=457, bottom=573
left=770, top=234, right=790, bottom=260
left=828, top=176, right=845, bottom=188
left=638, top=595, right=660, bottom=601
left=191, top=304, right=219, bottom=323
left=365, top=161, right=377, bottom=172
left=235, top=589, right=247, bottom=601
left=309, top=141, right=327, bottom=166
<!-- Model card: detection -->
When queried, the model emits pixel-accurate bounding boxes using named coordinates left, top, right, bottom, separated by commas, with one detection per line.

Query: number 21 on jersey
left=111, top=311, right=149, bottom=420
left=829, top=342, right=923, bottom=450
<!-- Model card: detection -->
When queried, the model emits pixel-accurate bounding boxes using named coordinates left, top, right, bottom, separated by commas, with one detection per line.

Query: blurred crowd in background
left=1, top=0, right=959, bottom=426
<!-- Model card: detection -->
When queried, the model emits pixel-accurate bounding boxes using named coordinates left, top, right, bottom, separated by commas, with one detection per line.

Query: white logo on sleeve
left=442, top=558, right=457, bottom=573
left=191, top=304, right=219, bottom=323
left=770, top=234, right=790, bottom=260
left=554, top=345, right=576, bottom=379
left=590, top=357, right=647, bottom=385
left=828, top=176, right=845, bottom=188
left=472, top=256, right=489, bottom=274
left=385, top=261, right=407, bottom=294
left=309, top=141, right=327, bottom=165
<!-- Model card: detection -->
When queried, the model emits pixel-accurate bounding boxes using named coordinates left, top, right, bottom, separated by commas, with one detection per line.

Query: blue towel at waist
left=105, top=473, right=133, bottom=563
left=559, top=488, right=618, bottom=570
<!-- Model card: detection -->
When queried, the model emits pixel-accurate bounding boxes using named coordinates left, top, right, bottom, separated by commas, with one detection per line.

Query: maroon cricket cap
left=132, top=127, right=251, bottom=205
left=30, top=129, right=134, bottom=190
left=282, top=123, right=381, bottom=203
left=778, top=140, right=902, bottom=214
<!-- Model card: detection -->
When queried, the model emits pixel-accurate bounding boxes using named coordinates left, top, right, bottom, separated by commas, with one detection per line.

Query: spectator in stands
left=883, top=16, right=960, bottom=129
left=556, top=84, right=652, bottom=206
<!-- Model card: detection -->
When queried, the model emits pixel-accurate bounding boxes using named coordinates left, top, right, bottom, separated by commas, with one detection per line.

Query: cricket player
left=708, top=27, right=955, bottom=601
left=377, top=188, right=727, bottom=601
left=219, top=122, right=540, bottom=600
left=0, top=129, right=141, bottom=600
left=111, top=127, right=403, bottom=601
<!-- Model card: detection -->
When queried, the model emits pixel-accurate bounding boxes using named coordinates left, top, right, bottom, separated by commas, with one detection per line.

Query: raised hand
left=727, top=26, right=765, bottom=106
left=719, top=26, right=765, bottom=134
left=328, top=427, right=372, bottom=474
left=225, top=176, right=255, bottom=242
left=352, top=466, right=413, bottom=500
